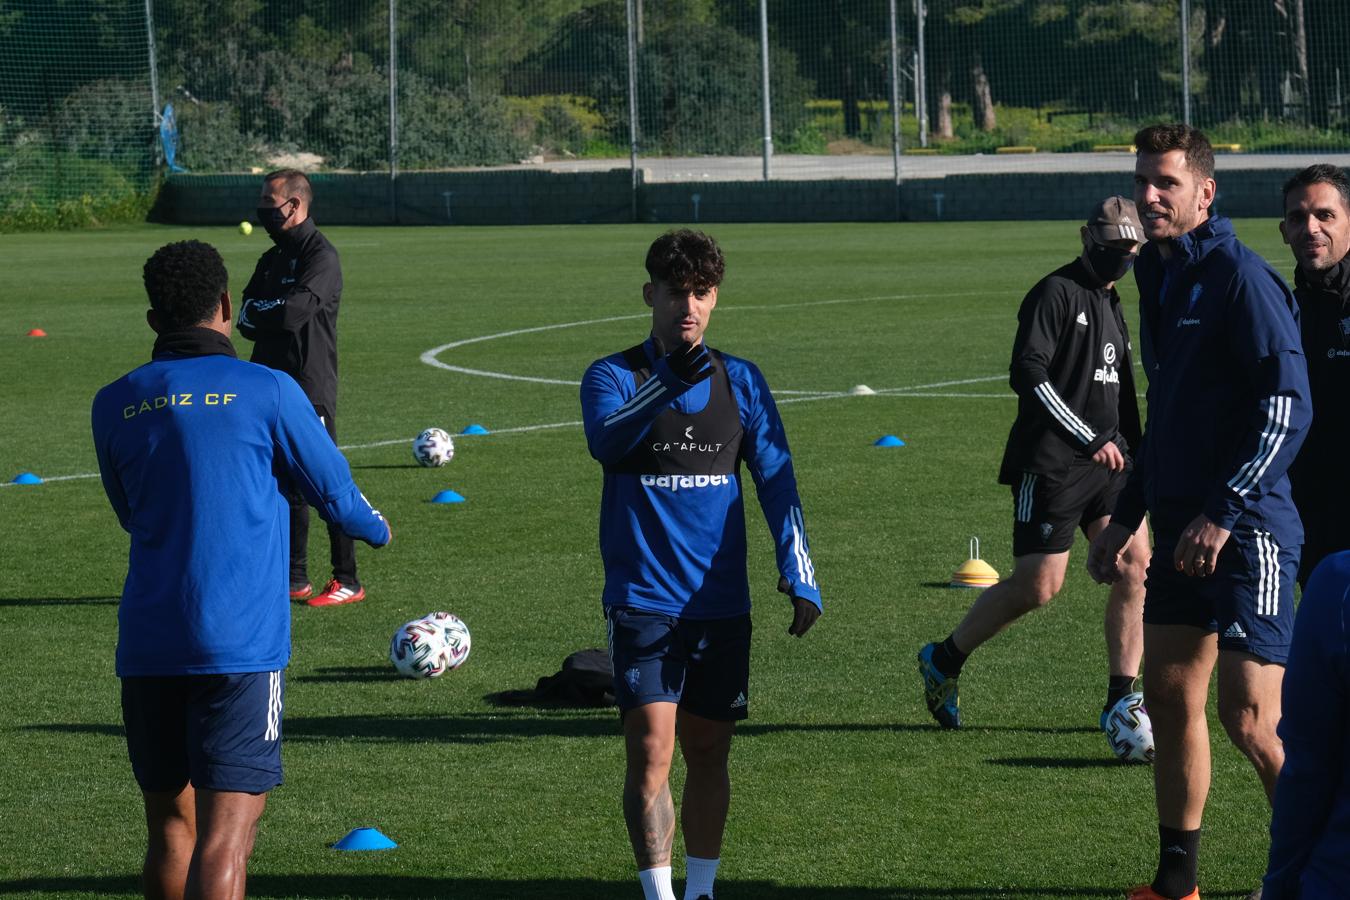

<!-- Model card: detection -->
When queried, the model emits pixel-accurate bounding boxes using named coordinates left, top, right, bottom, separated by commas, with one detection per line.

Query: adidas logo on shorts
left=1224, top=622, right=1248, bottom=639
left=730, top=692, right=747, bottom=709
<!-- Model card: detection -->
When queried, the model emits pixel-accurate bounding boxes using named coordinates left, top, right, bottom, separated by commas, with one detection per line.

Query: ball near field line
left=238, top=221, right=253, bottom=236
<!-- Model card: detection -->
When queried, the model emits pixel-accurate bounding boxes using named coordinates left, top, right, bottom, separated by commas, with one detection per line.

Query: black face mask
left=255, top=203, right=292, bottom=239
left=1084, top=243, right=1135, bottom=285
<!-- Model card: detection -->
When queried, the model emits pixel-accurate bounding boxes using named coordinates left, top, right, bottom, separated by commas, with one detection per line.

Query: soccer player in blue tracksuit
left=92, top=241, right=391, bottom=900
left=581, top=230, right=822, bottom=900
left=1263, top=551, right=1350, bottom=899
left=1089, top=126, right=1310, bottom=900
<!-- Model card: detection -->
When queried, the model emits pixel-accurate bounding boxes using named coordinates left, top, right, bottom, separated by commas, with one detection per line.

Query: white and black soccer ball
left=1103, top=691, right=1155, bottom=763
left=389, top=617, right=454, bottom=679
left=412, top=427, right=455, bottom=467
left=420, top=611, right=471, bottom=671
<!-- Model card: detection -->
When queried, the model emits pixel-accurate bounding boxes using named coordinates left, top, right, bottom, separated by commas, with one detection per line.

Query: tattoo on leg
left=624, top=781, right=675, bottom=869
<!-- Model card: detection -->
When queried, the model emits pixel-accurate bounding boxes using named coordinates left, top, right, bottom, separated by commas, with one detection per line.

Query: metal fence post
left=759, top=0, right=772, bottom=181
left=626, top=0, right=639, bottom=222
left=889, top=0, right=903, bottom=218
left=388, top=0, right=398, bottom=223
left=1180, top=0, right=1192, bottom=125
left=143, top=0, right=161, bottom=162
left=915, top=0, right=928, bottom=148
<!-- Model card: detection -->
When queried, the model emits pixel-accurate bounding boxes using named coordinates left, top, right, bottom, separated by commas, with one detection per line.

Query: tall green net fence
left=2, top=1, right=1348, bottom=225
left=0, top=0, right=156, bottom=227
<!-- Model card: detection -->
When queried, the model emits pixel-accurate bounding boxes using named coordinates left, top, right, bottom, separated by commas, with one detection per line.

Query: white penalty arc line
left=419, top=291, right=993, bottom=387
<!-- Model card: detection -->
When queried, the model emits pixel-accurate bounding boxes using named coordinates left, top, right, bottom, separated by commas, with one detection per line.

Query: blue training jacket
left=1264, top=550, right=1350, bottom=899
left=1112, top=214, right=1310, bottom=546
left=581, top=338, right=821, bottom=619
left=93, top=342, right=389, bottom=677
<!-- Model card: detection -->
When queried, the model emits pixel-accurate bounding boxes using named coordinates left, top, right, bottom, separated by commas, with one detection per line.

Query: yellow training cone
left=951, top=537, right=1000, bottom=589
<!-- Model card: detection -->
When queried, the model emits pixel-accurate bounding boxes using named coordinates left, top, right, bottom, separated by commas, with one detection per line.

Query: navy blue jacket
left=1264, top=550, right=1350, bottom=898
left=93, top=332, right=389, bottom=676
left=1112, top=214, right=1310, bottom=546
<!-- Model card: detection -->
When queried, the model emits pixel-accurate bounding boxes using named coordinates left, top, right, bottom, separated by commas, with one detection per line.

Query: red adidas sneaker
left=307, top=580, right=365, bottom=607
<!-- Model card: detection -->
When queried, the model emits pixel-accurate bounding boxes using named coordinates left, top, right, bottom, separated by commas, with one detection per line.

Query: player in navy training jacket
left=580, top=230, right=820, bottom=900
left=1279, top=164, right=1350, bottom=586
left=92, top=241, right=390, bottom=900
left=1263, top=551, right=1350, bottom=899
left=1089, top=126, right=1310, bottom=900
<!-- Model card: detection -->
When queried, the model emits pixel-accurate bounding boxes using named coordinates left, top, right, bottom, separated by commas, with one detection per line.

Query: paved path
left=505, top=151, right=1350, bottom=182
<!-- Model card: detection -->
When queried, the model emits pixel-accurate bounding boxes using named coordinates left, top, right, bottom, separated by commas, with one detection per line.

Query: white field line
left=4, top=292, right=1006, bottom=489
left=419, top=291, right=993, bottom=387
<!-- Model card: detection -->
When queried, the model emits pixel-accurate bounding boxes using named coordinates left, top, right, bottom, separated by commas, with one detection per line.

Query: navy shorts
left=121, top=671, right=284, bottom=794
left=1010, top=460, right=1126, bottom=557
left=1143, top=529, right=1297, bottom=664
left=605, top=607, right=751, bottom=721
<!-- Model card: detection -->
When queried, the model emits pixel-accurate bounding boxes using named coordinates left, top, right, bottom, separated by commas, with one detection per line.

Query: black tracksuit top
left=237, top=218, right=343, bottom=412
left=1290, top=258, right=1350, bottom=538
left=998, top=258, right=1142, bottom=485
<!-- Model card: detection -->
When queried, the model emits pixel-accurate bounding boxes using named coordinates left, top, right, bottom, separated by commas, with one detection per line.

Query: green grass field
left=0, top=219, right=1301, bottom=899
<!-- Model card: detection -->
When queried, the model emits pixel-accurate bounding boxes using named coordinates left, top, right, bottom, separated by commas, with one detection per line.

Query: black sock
left=931, top=635, right=969, bottom=678
left=1152, top=825, right=1200, bottom=899
left=1105, top=674, right=1137, bottom=711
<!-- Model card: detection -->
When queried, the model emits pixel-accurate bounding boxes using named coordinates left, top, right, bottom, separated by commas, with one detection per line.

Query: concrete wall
left=153, top=167, right=1293, bottom=226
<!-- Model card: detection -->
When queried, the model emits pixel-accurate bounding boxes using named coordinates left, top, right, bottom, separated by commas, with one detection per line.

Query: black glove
left=666, top=341, right=713, bottom=385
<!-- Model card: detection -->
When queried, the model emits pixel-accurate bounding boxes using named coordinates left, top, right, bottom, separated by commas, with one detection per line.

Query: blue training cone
left=11, top=472, right=42, bottom=485
left=461, top=423, right=489, bottom=435
left=873, top=435, right=906, bottom=447
left=332, top=827, right=397, bottom=851
left=431, top=489, right=465, bottom=503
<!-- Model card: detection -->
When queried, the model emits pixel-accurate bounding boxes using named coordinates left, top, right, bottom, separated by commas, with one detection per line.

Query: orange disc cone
left=27, top=328, right=47, bottom=337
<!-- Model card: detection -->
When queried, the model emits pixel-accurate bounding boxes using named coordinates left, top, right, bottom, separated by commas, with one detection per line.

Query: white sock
left=684, top=856, right=721, bottom=899
left=638, top=866, right=677, bottom=900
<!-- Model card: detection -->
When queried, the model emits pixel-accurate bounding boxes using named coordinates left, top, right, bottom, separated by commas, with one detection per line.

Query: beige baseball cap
left=1087, top=196, right=1144, bottom=244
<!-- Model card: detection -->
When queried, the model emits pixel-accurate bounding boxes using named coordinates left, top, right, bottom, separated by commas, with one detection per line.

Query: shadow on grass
left=22, top=715, right=1100, bottom=744
left=349, top=464, right=421, bottom=470
left=0, top=873, right=1154, bottom=898
left=988, top=756, right=1138, bottom=769
left=292, top=665, right=405, bottom=684
left=0, top=595, right=118, bottom=607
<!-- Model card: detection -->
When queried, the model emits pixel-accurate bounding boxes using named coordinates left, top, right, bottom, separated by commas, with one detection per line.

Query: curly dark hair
left=143, top=240, right=228, bottom=330
left=644, top=229, right=725, bottom=290
left=1283, top=164, right=1350, bottom=209
left=1134, top=123, right=1215, bottom=181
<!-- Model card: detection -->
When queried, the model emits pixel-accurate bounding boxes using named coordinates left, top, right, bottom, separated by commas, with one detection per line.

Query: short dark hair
left=1282, top=164, right=1350, bottom=210
left=143, top=241, right=228, bottom=330
left=264, top=168, right=313, bottom=205
left=1134, top=123, right=1215, bottom=181
left=644, top=229, right=725, bottom=290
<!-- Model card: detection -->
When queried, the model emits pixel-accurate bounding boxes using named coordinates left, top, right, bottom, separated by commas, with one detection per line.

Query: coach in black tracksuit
left=1280, top=164, right=1350, bottom=587
left=238, top=169, right=364, bottom=608
left=918, top=197, right=1154, bottom=755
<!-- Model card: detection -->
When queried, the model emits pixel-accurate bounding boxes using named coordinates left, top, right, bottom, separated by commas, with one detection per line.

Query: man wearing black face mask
left=918, top=196, right=1152, bottom=761
left=238, top=169, right=363, bottom=607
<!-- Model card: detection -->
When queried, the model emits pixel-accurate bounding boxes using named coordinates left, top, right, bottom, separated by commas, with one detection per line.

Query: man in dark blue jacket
left=1088, top=125, right=1310, bottom=900
left=1280, top=165, right=1350, bottom=586
left=1263, top=551, right=1350, bottom=898
left=92, top=241, right=391, bottom=900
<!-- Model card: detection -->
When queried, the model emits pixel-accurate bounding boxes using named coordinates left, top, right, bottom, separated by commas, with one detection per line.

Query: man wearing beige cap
left=918, top=196, right=1153, bottom=760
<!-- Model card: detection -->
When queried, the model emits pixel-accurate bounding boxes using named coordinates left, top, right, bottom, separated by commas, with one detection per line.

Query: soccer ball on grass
left=412, top=427, right=455, bottom=467
left=389, top=612, right=471, bottom=679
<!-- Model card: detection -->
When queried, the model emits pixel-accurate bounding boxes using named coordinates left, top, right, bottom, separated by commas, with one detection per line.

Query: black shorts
left=1010, top=461, right=1126, bottom=557
left=1144, top=529, right=1297, bottom=664
left=605, top=607, right=751, bottom=722
left=121, top=671, right=284, bottom=794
